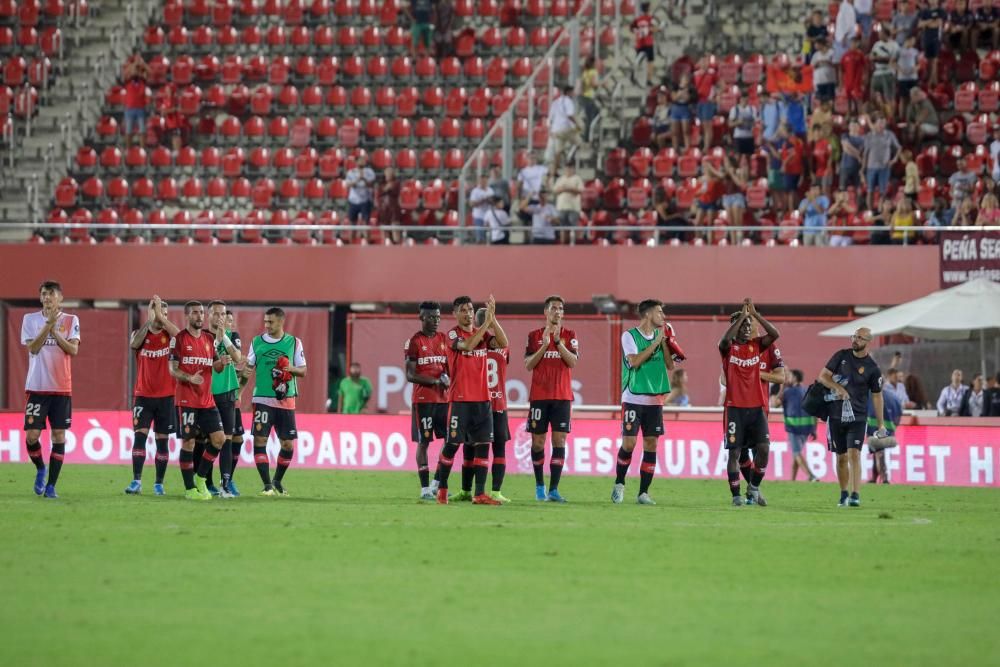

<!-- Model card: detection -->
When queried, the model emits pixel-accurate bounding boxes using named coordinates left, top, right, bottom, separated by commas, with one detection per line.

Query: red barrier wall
left=2, top=411, right=997, bottom=488
left=0, top=245, right=941, bottom=306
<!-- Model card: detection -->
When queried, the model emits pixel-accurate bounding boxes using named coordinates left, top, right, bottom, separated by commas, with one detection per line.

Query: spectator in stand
left=977, top=193, right=1000, bottom=227
left=959, top=373, right=985, bottom=417
left=469, top=172, right=494, bottom=244
left=973, top=1, right=999, bottom=50
left=827, top=189, right=856, bottom=247
left=870, top=26, right=899, bottom=109
left=406, top=0, right=435, bottom=57
left=377, top=167, right=402, bottom=244
left=803, top=10, right=829, bottom=63
left=780, top=127, right=805, bottom=214
left=553, top=164, right=583, bottom=245
left=937, top=369, right=968, bottom=416
left=652, top=90, right=672, bottom=150
left=862, top=116, right=901, bottom=211
left=693, top=157, right=725, bottom=232
left=162, top=86, right=188, bottom=151
left=905, top=371, right=933, bottom=409
left=983, top=372, right=1000, bottom=416
left=834, top=0, right=857, bottom=62
left=524, top=188, right=558, bottom=245
left=799, top=184, right=830, bottom=246
left=947, top=0, right=975, bottom=52
left=901, top=149, right=919, bottom=206
left=840, top=121, right=865, bottom=189
left=890, top=196, right=916, bottom=244
left=812, top=126, right=835, bottom=196
left=669, top=73, right=695, bottom=150
left=949, top=158, right=978, bottom=209
left=485, top=194, right=511, bottom=244
left=693, top=57, right=718, bottom=152
left=666, top=368, right=690, bottom=407
left=896, top=38, right=920, bottom=119
left=517, top=152, right=547, bottom=226
left=654, top=189, right=690, bottom=242
left=761, top=90, right=784, bottom=143
left=991, top=126, right=1000, bottom=182
left=631, top=3, right=659, bottom=83
left=345, top=154, right=376, bottom=240
left=870, top=198, right=894, bottom=244
left=784, top=91, right=807, bottom=140
left=434, top=0, right=455, bottom=58
left=840, top=37, right=868, bottom=115
left=953, top=196, right=976, bottom=227
left=781, top=369, right=819, bottom=481
left=721, top=158, right=748, bottom=245
left=885, top=362, right=915, bottom=408
left=811, top=39, right=837, bottom=104
left=488, top=166, right=511, bottom=213
left=764, top=126, right=788, bottom=211
left=545, top=85, right=580, bottom=172
left=892, top=0, right=919, bottom=45
left=579, top=56, right=601, bottom=138
left=123, top=55, right=149, bottom=149
left=854, top=0, right=873, bottom=42
left=728, top=90, right=758, bottom=169
left=917, top=0, right=947, bottom=87
left=808, top=95, right=834, bottom=141
left=928, top=197, right=954, bottom=227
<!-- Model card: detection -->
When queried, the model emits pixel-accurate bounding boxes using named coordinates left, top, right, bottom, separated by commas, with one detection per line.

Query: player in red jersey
left=405, top=301, right=450, bottom=501
left=719, top=298, right=780, bottom=506
left=434, top=295, right=508, bottom=505
left=474, top=307, right=513, bottom=503
left=169, top=301, right=230, bottom=501
left=125, top=295, right=179, bottom=496
left=524, top=295, right=578, bottom=503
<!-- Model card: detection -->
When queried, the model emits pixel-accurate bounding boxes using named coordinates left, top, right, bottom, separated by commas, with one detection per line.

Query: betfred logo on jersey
left=139, top=347, right=171, bottom=359
left=461, top=349, right=487, bottom=358
left=417, top=355, right=447, bottom=365
left=729, top=354, right=760, bottom=368
left=181, top=356, right=213, bottom=366
left=543, top=351, right=563, bottom=359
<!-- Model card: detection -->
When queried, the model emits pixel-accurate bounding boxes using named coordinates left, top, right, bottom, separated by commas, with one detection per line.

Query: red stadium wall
left=0, top=245, right=941, bottom=305
left=1, top=412, right=997, bottom=488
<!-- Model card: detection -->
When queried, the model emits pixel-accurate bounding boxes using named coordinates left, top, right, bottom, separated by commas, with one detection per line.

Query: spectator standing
left=546, top=86, right=581, bottom=172
left=905, top=87, right=939, bottom=145
left=949, top=158, right=978, bottom=209
left=728, top=91, right=758, bottom=169
left=811, top=39, right=837, bottom=103
left=721, top=159, right=748, bottom=245
left=869, top=27, right=899, bottom=108
left=630, top=3, right=659, bottom=83
left=946, top=0, right=974, bottom=52
left=811, top=125, right=835, bottom=196
left=345, top=154, right=376, bottom=241
left=936, top=369, right=968, bottom=416
left=863, top=117, right=901, bottom=211
left=959, top=373, right=985, bottom=417
left=407, top=0, right=435, bottom=57
left=917, top=0, right=947, bottom=87
left=653, top=90, right=672, bottom=149
left=896, top=34, right=920, bottom=118
left=761, top=90, right=785, bottom=143
left=784, top=92, right=807, bottom=140
left=799, top=185, right=830, bottom=246
left=469, top=172, right=494, bottom=244
left=376, top=167, right=402, bottom=244
left=693, top=158, right=725, bottom=231
left=885, top=364, right=915, bottom=408
left=338, top=362, right=372, bottom=414
left=693, top=57, right=719, bottom=151
left=485, top=195, right=511, bottom=244
left=553, top=164, right=584, bottom=245
left=982, top=372, right=1000, bottom=416
left=892, top=0, right=919, bottom=45
left=840, top=37, right=867, bottom=115
left=434, top=0, right=455, bottom=58
left=840, top=121, right=865, bottom=189
left=854, top=0, right=873, bottom=42
left=781, top=128, right=805, bottom=213
left=901, top=149, right=919, bottom=205
left=827, top=189, right=856, bottom=247
left=123, top=56, right=149, bottom=149
left=781, top=369, right=818, bottom=481
left=579, top=56, right=601, bottom=137
left=834, top=0, right=857, bottom=62
left=973, top=2, right=999, bottom=50
left=764, top=127, right=788, bottom=211
left=488, top=166, right=511, bottom=212
left=516, top=153, right=548, bottom=225
left=669, top=74, right=695, bottom=150
left=524, top=189, right=558, bottom=245
left=803, top=10, right=829, bottom=62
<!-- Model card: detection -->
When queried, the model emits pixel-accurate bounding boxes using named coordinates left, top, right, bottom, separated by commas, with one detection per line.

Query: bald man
left=818, top=327, right=887, bottom=507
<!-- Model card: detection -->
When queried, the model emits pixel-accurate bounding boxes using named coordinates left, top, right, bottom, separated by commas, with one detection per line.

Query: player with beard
left=719, top=299, right=780, bottom=507
left=405, top=301, right=450, bottom=500
left=206, top=300, right=243, bottom=497
left=126, top=296, right=179, bottom=496
left=226, top=310, right=248, bottom=495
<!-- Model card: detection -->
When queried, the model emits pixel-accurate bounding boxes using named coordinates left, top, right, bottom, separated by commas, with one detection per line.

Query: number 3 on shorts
left=728, top=421, right=736, bottom=435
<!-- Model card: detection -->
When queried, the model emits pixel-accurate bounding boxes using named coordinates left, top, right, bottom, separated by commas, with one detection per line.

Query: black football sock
left=750, top=449, right=769, bottom=487
left=179, top=449, right=195, bottom=489
left=192, top=439, right=205, bottom=470
left=728, top=470, right=742, bottom=497
left=473, top=443, right=489, bottom=495
left=197, top=443, right=221, bottom=478
left=418, top=464, right=430, bottom=488
left=131, top=431, right=148, bottom=480
left=436, top=443, right=460, bottom=489
left=614, top=447, right=633, bottom=485
left=273, top=447, right=293, bottom=483
left=638, top=451, right=656, bottom=494
left=531, top=447, right=545, bottom=486
left=253, top=445, right=272, bottom=486
left=461, top=444, right=475, bottom=492
left=47, top=441, right=66, bottom=486
left=230, top=438, right=241, bottom=474
left=490, top=440, right=506, bottom=492
left=219, top=438, right=233, bottom=486
left=154, top=437, right=169, bottom=484
left=549, top=446, right=566, bottom=491
left=738, top=448, right=754, bottom=483
left=26, top=438, right=44, bottom=470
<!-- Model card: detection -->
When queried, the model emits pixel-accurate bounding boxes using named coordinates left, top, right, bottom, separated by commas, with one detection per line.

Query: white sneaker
left=219, top=488, right=235, bottom=499
left=611, top=483, right=625, bottom=504
left=636, top=493, right=656, bottom=505
left=429, top=479, right=440, bottom=494
left=419, top=488, right=435, bottom=500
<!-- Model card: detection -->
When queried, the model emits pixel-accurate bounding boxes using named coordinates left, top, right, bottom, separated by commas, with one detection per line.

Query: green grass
left=2, top=465, right=999, bottom=667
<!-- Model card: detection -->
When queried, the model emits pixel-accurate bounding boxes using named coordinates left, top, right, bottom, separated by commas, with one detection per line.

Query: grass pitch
left=1, top=465, right=998, bottom=667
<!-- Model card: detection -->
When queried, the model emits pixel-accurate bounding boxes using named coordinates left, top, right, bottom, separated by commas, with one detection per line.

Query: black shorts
left=636, top=45, right=654, bottom=63
left=493, top=410, right=511, bottom=444
left=723, top=406, right=770, bottom=450
left=827, top=418, right=867, bottom=455
left=179, top=406, right=224, bottom=440
left=815, top=82, right=836, bottom=101
left=527, top=399, right=572, bottom=434
left=621, top=402, right=664, bottom=438
left=133, top=395, right=176, bottom=434
left=214, top=394, right=238, bottom=435
left=898, top=79, right=917, bottom=101
left=252, top=403, right=298, bottom=441
left=735, top=136, right=755, bottom=155
left=412, top=402, right=448, bottom=444
left=447, top=401, right=493, bottom=445
left=24, top=393, right=72, bottom=430
left=233, top=406, right=246, bottom=437
left=922, top=37, right=940, bottom=58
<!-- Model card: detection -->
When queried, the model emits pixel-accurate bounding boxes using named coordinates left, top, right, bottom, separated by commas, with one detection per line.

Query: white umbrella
left=819, top=278, right=1000, bottom=378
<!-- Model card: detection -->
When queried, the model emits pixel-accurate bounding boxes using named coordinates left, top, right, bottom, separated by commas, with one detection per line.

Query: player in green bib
left=207, top=300, right=243, bottom=497
left=243, top=307, right=307, bottom=496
